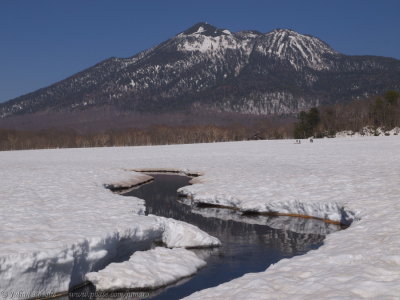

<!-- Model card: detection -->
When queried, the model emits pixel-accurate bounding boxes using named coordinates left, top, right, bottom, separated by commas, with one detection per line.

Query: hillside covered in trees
left=0, top=91, right=399, bottom=151
left=0, top=122, right=292, bottom=151
left=294, top=90, right=400, bottom=138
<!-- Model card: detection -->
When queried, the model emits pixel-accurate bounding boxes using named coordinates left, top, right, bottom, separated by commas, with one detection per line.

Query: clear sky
left=1, top=0, right=399, bottom=102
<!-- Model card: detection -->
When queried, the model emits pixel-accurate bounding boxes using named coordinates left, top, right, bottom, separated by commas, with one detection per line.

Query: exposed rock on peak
left=182, top=22, right=229, bottom=37
left=0, top=22, right=399, bottom=124
left=255, top=29, right=338, bottom=70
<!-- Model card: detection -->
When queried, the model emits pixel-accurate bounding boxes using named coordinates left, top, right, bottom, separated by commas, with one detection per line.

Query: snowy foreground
left=86, top=247, right=206, bottom=291
left=0, top=136, right=399, bottom=299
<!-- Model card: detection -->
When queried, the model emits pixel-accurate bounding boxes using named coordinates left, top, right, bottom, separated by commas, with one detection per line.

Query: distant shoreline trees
left=0, top=119, right=295, bottom=151
left=294, top=90, right=400, bottom=139
left=0, top=91, right=398, bottom=151
left=0, top=125, right=255, bottom=151
left=293, top=107, right=321, bottom=139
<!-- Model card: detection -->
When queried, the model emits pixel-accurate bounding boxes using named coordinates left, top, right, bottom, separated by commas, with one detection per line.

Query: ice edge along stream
left=72, top=169, right=340, bottom=299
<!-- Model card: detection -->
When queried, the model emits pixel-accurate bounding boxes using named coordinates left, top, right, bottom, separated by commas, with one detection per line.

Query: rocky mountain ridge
left=1, top=22, right=399, bottom=122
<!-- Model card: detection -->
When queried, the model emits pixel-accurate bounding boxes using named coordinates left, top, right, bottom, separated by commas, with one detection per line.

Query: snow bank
left=0, top=212, right=219, bottom=297
left=185, top=220, right=400, bottom=299
left=336, top=126, right=400, bottom=138
left=1, top=136, right=400, bottom=298
left=189, top=206, right=340, bottom=235
left=152, top=215, right=221, bottom=248
left=105, top=172, right=153, bottom=190
left=0, top=153, right=218, bottom=297
left=86, top=247, right=206, bottom=291
left=179, top=189, right=356, bottom=225
left=0, top=216, right=164, bottom=298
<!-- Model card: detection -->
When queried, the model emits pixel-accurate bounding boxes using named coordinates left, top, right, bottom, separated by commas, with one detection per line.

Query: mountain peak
left=254, top=28, right=338, bottom=69
left=268, top=28, right=297, bottom=34
left=182, top=22, right=231, bottom=37
left=264, top=28, right=336, bottom=53
left=1, top=23, right=398, bottom=122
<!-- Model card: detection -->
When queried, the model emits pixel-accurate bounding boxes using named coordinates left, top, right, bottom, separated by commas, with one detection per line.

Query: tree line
left=294, top=90, right=400, bottom=138
left=1, top=90, right=398, bottom=151
left=0, top=116, right=296, bottom=151
left=0, top=122, right=292, bottom=151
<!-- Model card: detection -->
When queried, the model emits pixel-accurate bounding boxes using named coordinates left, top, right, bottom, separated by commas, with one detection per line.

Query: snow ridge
left=176, top=26, right=337, bottom=70
left=2, top=22, right=399, bottom=120
left=255, top=29, right=338, bottom=70
left=0, top=161, right=219, bottom=298
left=153, top=215, right=221, bottom=248
left=86, top=247, right=206, bottom=291
left=179, top=186, right=356, bottom=225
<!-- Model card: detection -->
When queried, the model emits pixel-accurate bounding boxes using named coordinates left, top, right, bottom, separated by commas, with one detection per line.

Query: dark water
left=70, top=174, right=340, bottom=300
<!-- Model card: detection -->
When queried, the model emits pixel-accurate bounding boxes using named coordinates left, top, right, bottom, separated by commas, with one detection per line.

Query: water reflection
left=189, top=206, right=340, bottom=235
left=68, top=174, right=339, bottom=300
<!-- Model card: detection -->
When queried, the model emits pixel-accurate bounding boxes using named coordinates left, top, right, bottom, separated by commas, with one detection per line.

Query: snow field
left=0, top=154, right=219, bottom=297
left=0, top=135, right=399, bottom=298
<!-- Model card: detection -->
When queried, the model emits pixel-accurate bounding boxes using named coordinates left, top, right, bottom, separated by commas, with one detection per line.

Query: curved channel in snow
left=131, top=168, right=356, bottom=226
left=90, top=173, right=333, bottom=299
left=177, top=175, right=356, bottom=226
left=1, top=136, right=399, bottom=299
left=0, top=167, right=219, bottom=298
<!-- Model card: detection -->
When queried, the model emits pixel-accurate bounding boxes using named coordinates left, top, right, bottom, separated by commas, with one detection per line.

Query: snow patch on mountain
left=255, top=29, right=338, bottom=70
left=177, top=34, right=240, bottom=53
left=1, top=22, right=398, bottom=119
left=210, top=92, right=319, bottom=115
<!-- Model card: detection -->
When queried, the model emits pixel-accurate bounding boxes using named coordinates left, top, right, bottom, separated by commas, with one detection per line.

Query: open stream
left=69, top=173, right=341, bottom=300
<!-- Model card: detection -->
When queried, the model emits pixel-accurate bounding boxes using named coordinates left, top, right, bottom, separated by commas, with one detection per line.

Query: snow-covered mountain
left=1, top=22, right=399, bottom=120
left=254, top=29, right=338, bottom=70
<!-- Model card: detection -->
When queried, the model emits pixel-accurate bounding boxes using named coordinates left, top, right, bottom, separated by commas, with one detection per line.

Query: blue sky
left=1, top=0, right=399, bottom=102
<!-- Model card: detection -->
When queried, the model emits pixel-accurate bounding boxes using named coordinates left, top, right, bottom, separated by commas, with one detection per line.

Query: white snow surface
left=0, top=152, right=217, bottom=297
left=255, top=29, right=337, bottom=70
left=186, top=206, right=340, bottom=235
left=336, top=126, right=400, bottom=138
left=1, top=136, right=400, bottom=299
left=177, top=34, right=240, bottom=53
left=86, top=247, right=206, bottom=291
left=151, top=215, right=221, bottom=248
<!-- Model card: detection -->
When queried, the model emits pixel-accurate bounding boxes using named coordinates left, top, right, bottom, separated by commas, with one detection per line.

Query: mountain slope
left=1, top=22, right=399, bottom=122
